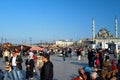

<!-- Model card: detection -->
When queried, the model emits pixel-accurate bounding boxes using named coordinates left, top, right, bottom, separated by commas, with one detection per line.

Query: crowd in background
left=0, top=46, right=120, bottom=80
left=71, top=47, right=120, bottom=80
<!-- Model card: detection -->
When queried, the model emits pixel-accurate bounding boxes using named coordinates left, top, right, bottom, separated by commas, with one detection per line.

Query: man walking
left=10, top=50, right=23, bottom=80
left=40, top=53, right=53, bottom=80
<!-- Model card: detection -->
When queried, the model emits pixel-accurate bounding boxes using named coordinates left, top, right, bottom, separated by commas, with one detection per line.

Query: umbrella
left=2, top=43, right=12, bottom=48
left=30, top=46, right=44, bottom=51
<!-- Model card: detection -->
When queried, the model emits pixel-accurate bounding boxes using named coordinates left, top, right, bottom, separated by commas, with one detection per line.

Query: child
left=95, top=53, right=100, bottom=68
left=111, top=60, right=117, bottom=70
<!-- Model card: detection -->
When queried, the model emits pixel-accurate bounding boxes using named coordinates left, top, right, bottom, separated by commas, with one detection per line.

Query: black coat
left=88, top=51, right=94, bottom=60
left=10, top=55, right=23, bottom=70
left=25, top=59, right=35, bottom=72
left=40, top=61, right=53, bottom=80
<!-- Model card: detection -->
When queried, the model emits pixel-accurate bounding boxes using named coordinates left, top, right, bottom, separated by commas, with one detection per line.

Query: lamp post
left=29, top=37, right=32, bottom=45
left=1, top=38, right=3, bottom=45
left=5, top=38, right=7, bottom=43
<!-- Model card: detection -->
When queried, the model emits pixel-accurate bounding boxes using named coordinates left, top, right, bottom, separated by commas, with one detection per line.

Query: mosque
left=83, top=17, right=120, bottom=53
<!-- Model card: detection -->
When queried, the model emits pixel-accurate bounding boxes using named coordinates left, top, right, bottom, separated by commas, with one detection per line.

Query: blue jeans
left=12, top=66, right=23, bottom=80
left=4, top=71, right=13, bottom=80
left=63, top=55, right=66, bottom=61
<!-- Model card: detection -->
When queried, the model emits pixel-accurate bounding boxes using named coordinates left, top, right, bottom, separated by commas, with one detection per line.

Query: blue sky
left=0, top=0, right=120, bottom=44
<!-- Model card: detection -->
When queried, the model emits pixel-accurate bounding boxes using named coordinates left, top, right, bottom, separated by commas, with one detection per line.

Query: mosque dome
left=95, top=28, right=114, bottom=39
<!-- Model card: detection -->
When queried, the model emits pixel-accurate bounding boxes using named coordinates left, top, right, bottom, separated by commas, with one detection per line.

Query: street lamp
left=29, top=37, right=32, bottom=45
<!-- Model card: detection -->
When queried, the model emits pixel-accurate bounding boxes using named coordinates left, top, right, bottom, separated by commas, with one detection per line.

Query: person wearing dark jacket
left=98, top=48, right=104, bottom=69
left=88, top=49, right=95, bottom=67
left=40, top=53, right=53, bottom=80
left=9, top=50, right=23, bottom=80
left=25, top=55, right=35, bottom=80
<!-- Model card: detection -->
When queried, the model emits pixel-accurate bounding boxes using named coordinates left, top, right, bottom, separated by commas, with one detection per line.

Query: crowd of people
left=0, top=48, right=54, bottom=80
left=71, top=48, right=120, bottom=80
left=0, top=46, right=120, bottom=80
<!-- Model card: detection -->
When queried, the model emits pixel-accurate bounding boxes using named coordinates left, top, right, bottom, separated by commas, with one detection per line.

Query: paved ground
left=51, top=54, right=88, bottom=80
left=0, top=53, right=116, bottom=80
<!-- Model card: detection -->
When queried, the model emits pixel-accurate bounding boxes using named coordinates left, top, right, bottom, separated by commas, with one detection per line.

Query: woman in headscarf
left=25, top=54, right=35, bottom=80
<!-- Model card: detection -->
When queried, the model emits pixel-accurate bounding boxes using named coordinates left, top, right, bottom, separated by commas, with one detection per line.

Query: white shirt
left=12, top=56, right=17, bottom=66
left=29, top=52, right=33, bottom=59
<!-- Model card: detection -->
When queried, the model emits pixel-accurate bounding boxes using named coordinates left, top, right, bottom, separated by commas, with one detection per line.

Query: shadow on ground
left=70, top=61, right=88, bottom=67
left=52, top=59, right=63, bottom=62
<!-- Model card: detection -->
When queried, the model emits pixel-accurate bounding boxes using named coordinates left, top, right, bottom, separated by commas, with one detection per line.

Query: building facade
left=55, top=40, right=73, bottom=47
left=84, top=17, right=120, bottom=53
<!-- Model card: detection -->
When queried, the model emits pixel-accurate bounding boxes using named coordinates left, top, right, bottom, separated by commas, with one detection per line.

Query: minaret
left=92, top=17, right=95, bottom=40
left=115, top=16, right=118, bottom=38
